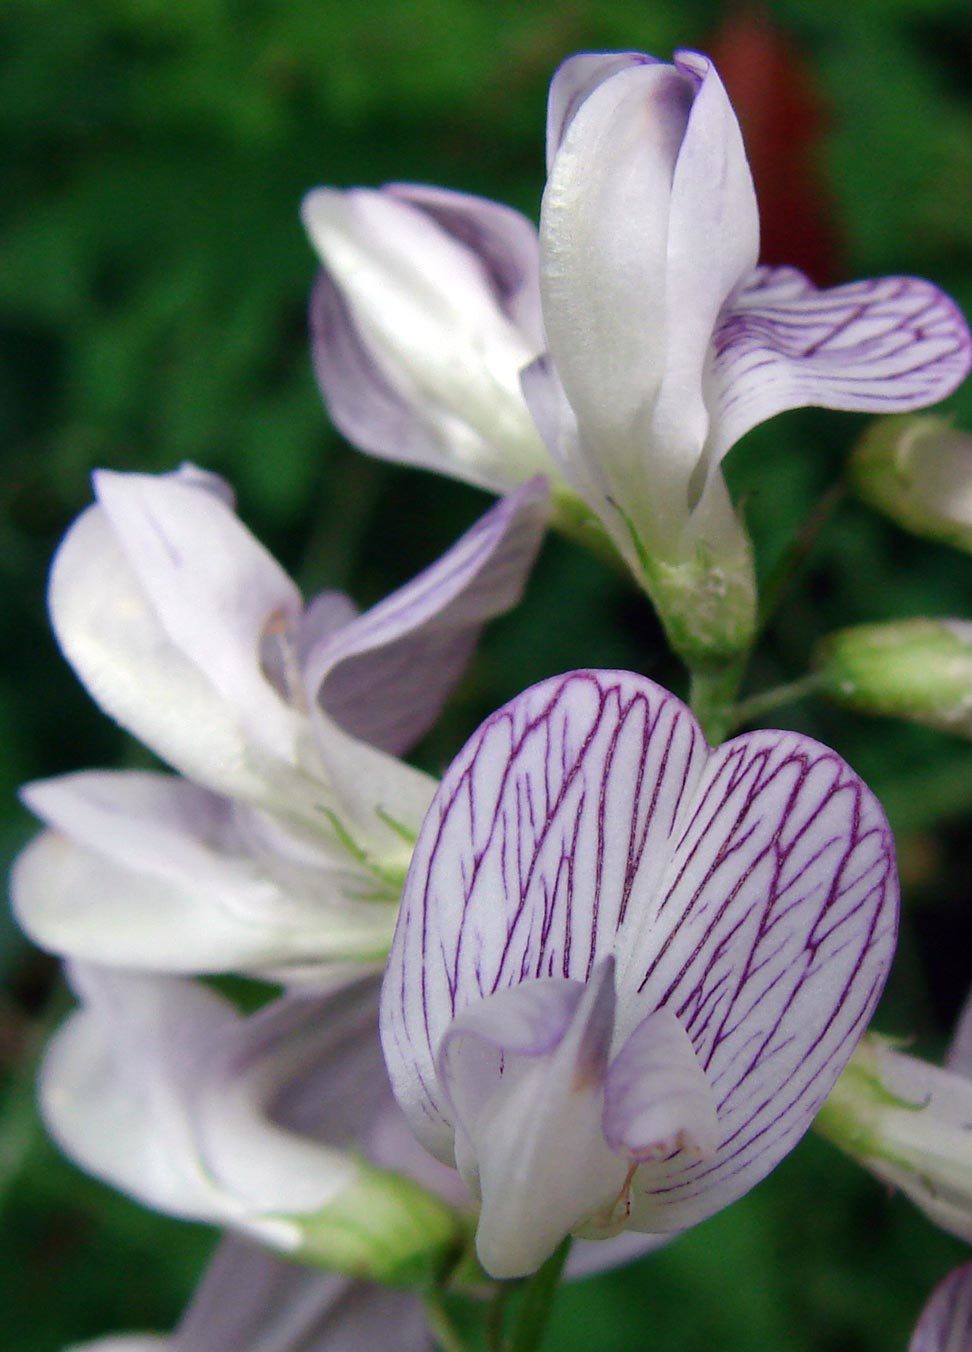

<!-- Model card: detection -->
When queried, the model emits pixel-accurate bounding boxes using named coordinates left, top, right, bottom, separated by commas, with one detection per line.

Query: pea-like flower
left=380, top=670, right=898, bottom=1277
left=305, top=50, right=971, bottom=659
left=13, top=466, right=547, bottom=980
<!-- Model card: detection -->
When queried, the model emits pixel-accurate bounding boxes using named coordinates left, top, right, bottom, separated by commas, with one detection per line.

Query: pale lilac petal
left=603, top=1006, right=718, bottom=1162
left=650, top=52, right=759, bottom=474
left=437, top=979, right=592, bottom=1168
left=40, top=966, right=376, bottom=1239
left=620, top=726, right=897, bottom=1232
left=14, top=772, right=397, bottom=973
left=69, top=1339, right=169, bottom=1351
left=545, top=52, right=660, bottom=168
left=388, top=183, right=545, bottom=349
left=911, top=1263, right=972, bottom=1352
left=170, top=1237, right=433, bottom=1352
left=540, top=63, right=695, bottom=455
left=567, top=1229, right=669, bottom=1278
left=946, top=985, right=972, bottom=1079
left=49, top=471, right=306, bottom=811
left=303, top=187, right=550, bottom=494
left=91, top=468, right=301, bottom=753
left=440, top=962, right=627, bottom=1277
left=305, top=480, right=548, bottom=755
left=381, top=672, right=708, bottom=1144
left=39, top=964, right=286, bottom=1232
left=709, top=266, right=972, bottom=463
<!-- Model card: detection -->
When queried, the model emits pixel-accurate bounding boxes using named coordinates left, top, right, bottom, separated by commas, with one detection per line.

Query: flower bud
left=817, top=1035, right=972, bottom=1246
left=851, top=415, right=972, bottom=552
left=815, top=618, right=972, bottom=735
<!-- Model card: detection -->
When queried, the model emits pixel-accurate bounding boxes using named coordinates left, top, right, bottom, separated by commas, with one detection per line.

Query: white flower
left=381, top=669, right=898, bottom=1276
left=13, top=466, right=547, bottom=980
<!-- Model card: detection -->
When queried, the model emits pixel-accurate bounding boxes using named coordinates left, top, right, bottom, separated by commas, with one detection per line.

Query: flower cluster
left=13, top=43, right=972, bottom=1352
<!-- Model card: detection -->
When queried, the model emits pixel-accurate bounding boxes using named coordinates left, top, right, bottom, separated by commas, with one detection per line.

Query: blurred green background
left=3, top=0, right=972, bottom=1347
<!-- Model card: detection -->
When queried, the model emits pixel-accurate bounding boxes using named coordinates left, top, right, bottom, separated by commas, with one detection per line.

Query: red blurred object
left=709, top=6, right=842, bottom=285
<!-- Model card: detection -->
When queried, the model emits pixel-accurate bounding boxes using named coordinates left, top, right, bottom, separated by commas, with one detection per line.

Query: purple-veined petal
left=545, top=52, right=660, bottom=169
left=708, top=265, right=972, bottom=464
left=304, top=479, right=548, bottom=755
left=14, top=772, right=398, bottom=973
left=381, top=671, right=708, bottom=1147
left=382, top=670, right=897, bottom=1249
left=603, top=1006, right=718, bottom=1163
left=303, top=187, right=551, bottom=494
left=618, top=724, right=897, bottom=1233
left=911, top=1262, right=972, bottom=1352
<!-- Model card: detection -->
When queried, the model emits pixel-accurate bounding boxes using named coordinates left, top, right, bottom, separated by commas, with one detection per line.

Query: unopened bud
left=816, top=619, right=972, bottom=735
left=817, top=1035, right=972, bottom=1246
left=851, top=415, right=972, bottom=552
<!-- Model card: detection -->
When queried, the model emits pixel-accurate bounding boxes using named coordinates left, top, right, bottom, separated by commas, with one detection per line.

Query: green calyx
left=290, top=1159, right=466, bottom=1288
left=814, top=1038, right=929, bottom=1162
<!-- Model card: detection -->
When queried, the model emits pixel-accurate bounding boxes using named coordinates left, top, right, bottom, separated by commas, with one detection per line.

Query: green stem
left=505, top=1238, right=572, bottom=1352
left=487, top=1283, right=513, bottom=1352
left=688, top=658, right=747, bottom=744
left=730, top=673, right=824, bottom=731
left=758, top=477, right=848, bottom=634
left=423, top=1291, right=470, bottom=1352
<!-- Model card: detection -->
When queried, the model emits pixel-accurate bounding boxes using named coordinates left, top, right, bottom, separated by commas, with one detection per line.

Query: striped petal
left=381, top=671, right=897, bottom=1267
left=709, top=265, right=972, bottom=464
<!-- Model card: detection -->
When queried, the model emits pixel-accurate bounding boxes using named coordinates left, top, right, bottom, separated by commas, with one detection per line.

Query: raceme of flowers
left=12, top=38, right=972, bottom=1352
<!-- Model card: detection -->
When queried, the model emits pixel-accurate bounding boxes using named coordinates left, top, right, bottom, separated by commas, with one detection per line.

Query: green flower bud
left=851, top=415, right=972, bottom=552
left=816, top=618, right=972, bottom=735
left=816, top=1035, right=972, bottom=1246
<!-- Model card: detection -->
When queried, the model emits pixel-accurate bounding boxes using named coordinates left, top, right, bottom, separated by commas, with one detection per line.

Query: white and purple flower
left=304, top=50, right=971, bottom=656
left=13, top=466, right=547, bottom=980
left=380, top=670, right=898, bottom=1277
